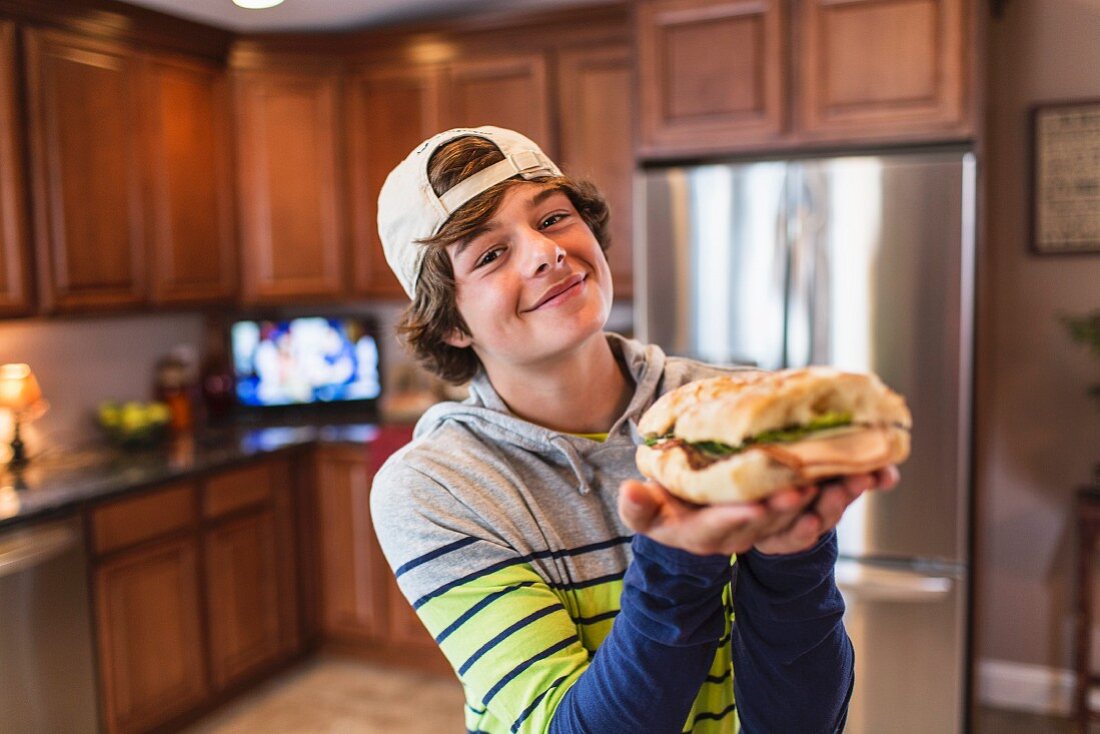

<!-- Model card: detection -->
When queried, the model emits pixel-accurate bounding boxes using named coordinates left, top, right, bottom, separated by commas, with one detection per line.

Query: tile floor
left=182, top=655, right=1083, bottom=733
left=181, top=656, right=465, bottom=734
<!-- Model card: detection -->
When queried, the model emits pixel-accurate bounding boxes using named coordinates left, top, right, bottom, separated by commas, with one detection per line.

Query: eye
left=475, top=246, right=505, bottom=268
left=540, top=212, right=569, bottom=229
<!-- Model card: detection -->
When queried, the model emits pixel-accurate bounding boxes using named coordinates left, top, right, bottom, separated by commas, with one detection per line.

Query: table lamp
left=0, top=363, right=47, bottom=467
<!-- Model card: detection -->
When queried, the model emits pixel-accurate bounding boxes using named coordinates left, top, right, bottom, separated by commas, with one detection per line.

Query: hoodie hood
left=411, top=333, right=667, bottom=495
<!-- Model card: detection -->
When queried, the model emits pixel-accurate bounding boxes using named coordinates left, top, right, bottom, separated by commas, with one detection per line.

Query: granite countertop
left=0, top=423, right=385, bottom=531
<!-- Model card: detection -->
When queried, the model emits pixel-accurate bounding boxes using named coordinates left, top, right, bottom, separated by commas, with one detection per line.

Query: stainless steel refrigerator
left=637, top=150, right=975, bottom=733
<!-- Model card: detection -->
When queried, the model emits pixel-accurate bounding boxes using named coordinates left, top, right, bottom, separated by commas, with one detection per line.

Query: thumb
left=618, top=480, right=662, bottom=532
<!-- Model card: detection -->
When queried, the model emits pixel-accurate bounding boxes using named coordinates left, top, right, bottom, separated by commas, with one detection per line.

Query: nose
left=523, top=230, right=566, bottom=277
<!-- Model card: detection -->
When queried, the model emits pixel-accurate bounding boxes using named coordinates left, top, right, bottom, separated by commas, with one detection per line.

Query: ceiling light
left=233, top=0, right=284, bottom=9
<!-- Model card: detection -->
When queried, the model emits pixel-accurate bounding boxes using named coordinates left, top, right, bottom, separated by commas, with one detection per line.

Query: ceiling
left=117, top=0, right=609, bottom=33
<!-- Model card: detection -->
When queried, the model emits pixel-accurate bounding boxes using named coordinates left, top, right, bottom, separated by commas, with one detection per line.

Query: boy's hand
left=617, top=466, right=900, bottom=557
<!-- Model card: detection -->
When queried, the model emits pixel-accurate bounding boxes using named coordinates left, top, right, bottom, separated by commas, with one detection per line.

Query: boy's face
left=444, top=182, right=613, bottom=375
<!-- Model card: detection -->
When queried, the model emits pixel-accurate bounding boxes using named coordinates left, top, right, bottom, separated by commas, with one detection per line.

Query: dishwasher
left=0, top=516, right=100, bottom=733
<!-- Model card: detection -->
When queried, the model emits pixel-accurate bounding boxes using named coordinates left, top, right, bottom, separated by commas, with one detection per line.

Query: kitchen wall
left=977, top=0, right=1100, bottom=714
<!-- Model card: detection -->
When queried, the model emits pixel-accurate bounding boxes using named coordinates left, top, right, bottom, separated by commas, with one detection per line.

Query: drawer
left=202, top=461, right=276, bottom=519
left=91, top=481, right=197, bottom=555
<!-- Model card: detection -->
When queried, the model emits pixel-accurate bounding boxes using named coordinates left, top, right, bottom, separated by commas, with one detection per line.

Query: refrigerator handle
left=784, top=163, right=816, bottom=368
left=835, top=559, right=955, bottom=603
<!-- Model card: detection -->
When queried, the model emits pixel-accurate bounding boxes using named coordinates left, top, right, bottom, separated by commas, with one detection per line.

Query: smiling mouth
left=527, top=274, right=586, bottom=311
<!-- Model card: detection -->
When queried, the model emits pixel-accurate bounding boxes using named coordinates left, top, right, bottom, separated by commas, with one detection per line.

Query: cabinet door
left=204, top=509, right=282, bottom=691
left=94, top=538, right=207, bottom=734
left=346, top=64, right=440, bottom=298
left=0, top=23, right=31, bottom=316
left=24, top=28, right=146, bottom=312
left=797, top=0, right=970, bottom=140
left=443, top=53, right=552, bottom=152
left=637, top=0, right=787, bottom=157
left=234, top=66, right=345, bottom=303
left=558, top=45, right=635, bottom=299
left=315, top=446, right=387, bottom=640
left=143, top=54, right=236, bottom=305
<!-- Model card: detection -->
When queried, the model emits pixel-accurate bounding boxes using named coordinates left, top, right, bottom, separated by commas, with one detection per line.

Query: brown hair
left=396, top=135, right=611, bottom=384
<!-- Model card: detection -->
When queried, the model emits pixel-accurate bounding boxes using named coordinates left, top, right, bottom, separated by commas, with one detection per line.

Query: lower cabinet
left=93, top=537, right=207, bottom=734
left=204, top=508, right=282, bottom=690
left=90, top=455, right=303, bottom=734
left=88, top=434, right=444, bottom=734
left=315, top=430, right=448, bottom=672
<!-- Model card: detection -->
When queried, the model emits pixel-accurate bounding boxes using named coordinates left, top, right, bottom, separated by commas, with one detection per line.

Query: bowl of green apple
left=96, top=401, right=171, bottom=448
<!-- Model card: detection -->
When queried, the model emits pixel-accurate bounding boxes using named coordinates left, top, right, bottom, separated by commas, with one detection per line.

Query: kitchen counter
left=0, top=422, right=387, bottom=530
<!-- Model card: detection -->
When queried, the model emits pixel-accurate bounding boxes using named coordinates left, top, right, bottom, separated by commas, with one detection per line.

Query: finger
left=840, top=473, right=875, bottom=495
left=873, top=465, right=901, bottom=490
left=765, top=485, right=819, bottom=513
left=813, top=481, right=857, bottom=531
left=753, top=485, right=819, bottom=538
left=689, top=503, right=768, bottom=549
left=756, top=512, right=823, bottom=555
left=617, top=480, right=663, bottom=532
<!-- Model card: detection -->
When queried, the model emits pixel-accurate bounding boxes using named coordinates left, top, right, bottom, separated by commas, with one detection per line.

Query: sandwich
left=635, top=367, right=911, bottom=504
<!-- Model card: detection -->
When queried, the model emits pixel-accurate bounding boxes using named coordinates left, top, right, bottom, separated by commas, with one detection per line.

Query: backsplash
left=0, top=313, right=206, bottom=455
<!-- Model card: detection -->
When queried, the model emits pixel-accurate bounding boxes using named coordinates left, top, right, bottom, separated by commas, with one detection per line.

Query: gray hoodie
left=370, top=333, right=745, bottom=734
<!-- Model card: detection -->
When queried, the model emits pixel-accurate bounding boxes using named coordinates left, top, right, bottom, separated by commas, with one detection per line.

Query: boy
left=371, top=126, right=898, bottom=733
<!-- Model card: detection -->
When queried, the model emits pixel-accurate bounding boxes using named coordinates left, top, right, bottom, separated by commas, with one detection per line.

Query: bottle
left=155, top=347, right=197, bottom=434
left=200, top=327, right=235, bottom=425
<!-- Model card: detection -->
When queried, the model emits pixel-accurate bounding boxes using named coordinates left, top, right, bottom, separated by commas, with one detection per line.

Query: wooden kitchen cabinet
left=24, top=28, right=147, bottom=312
left=202, top=457, right=299, bottom=690
left=637, top=0, right=973, bottom=157
left=90, top=457, right=303, bottom=734
left=797, top=0, right=970, bottom=141
left=204, top=508, right=282, bottom=690
left=233, top=63, right=346, bottom=303
left=91, top=482, right=206, bottom=734
left=93, top=536, right=207, bottom=734
left=315, top=443, right=386, bottom=641
left=314, top=430, right=446, bottom=670
left=442, top=52, right=552, bottom=152
left=0, top=22, right=31, bottom=316
left=637, top=0, right=787, bottom=157
left=346, top=64, right=441, bottom=299
left=143, top=53, right=236, bottom=305
left=557, top=44, right=635, bottom=298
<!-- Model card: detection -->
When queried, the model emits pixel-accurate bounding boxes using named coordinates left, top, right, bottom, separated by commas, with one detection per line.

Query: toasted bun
left=638, top=367, right=911, bottom=447
left=635, top=367, right=912, bottom=503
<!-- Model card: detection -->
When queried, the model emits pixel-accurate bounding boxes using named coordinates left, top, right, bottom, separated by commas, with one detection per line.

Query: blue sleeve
left=549, top=534, right=730, bottom=734
left=732, top=530, right=854, bottom=734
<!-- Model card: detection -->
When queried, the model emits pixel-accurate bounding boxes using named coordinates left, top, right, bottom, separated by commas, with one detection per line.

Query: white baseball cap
left=376, top=125, right=562, bottom=299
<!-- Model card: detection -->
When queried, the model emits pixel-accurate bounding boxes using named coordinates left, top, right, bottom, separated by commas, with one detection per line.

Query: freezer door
left=795, top=153, right=976, bottom=564
left=638, top=163, right=789, bottom=370
left=836, top=559, right=967, bottom=734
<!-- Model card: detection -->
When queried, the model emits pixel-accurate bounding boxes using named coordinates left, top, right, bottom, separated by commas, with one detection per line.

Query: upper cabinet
left=442, top=52, right=552, bottom=150
left=797, top=0, right=969, bottom=141
left=638, top=0, right=974, bottom=157
left=24, top=28, right=147, bottom=312
left=346, top=64, right=441, bottom=299
left=638, top=0, right=787, bottom=157
left=0, top=22, right=31, bottom=316
left=233, top=62, right=346, bottom=304
left=557, top=44, right=635, bottom=299
left=143, top=54, right=236, bottom=305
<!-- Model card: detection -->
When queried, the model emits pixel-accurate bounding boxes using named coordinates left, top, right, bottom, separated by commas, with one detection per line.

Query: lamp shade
left=0, top=364, right=43, bottom=413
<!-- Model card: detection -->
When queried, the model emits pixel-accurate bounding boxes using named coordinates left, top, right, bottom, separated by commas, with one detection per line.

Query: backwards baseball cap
left=377, top=125, right=562, bottom=299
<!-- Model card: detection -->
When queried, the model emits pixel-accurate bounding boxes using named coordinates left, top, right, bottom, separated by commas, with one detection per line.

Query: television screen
left=230, top=317, right=381, bottom=408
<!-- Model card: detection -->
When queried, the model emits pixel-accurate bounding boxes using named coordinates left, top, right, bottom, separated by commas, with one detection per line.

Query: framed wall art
left=1030, top=100, right=1100, bottom=255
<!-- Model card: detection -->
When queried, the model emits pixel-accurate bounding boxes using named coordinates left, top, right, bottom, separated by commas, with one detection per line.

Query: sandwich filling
left=642, top=411, right=903, bottom=472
